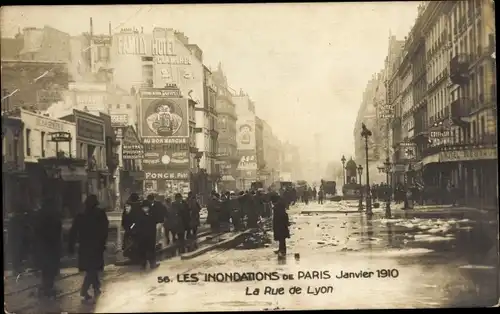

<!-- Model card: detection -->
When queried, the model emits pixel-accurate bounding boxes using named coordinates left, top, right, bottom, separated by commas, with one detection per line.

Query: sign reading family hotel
left=440, top=148, right=497, bottom=162
left=116, top=34, right=147, bottom=55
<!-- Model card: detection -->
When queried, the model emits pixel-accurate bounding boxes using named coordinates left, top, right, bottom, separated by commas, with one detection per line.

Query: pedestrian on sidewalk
left=220, top=192, right=232, bottom=232
left=136, top=197, right=161, bottom=270
left=318, top=189, right=324, bottom=204
left=121, top=193, right=143, bottom=262
left=172, top=193, right=190, bottom=253
left=68, top=194, right=109, bottom=301
left=163, top=197, right=177, bottom=245
left=230, top=192, right=243, bottom=231
left=271, top=194, right=290, bottom=258
left=187, top=192, right=201, bottom=238
left=33, top=195, right=62, bottom=298
left=207, top=192, right=221, bottom=233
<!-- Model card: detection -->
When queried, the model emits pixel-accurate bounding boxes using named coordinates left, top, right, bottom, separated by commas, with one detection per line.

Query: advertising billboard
left=236, top=115, right=256, bottom=150
left=139, top=89, right=189, bottom=138
left=142, top=149, right=189, bottom=168
left=237, top=151, right=258, bottom=171
left=151, top=29, right=204, bottom=105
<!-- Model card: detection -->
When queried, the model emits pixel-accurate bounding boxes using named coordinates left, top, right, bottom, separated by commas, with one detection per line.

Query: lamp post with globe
left=357, top=165, right=363, bottom=211
left=361, top=123, right=372, bottom=216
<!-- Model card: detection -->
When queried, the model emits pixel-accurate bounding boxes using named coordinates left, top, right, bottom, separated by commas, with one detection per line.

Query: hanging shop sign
left=49, top=132, right=72, bottom=142
left=399, top=141, right=417, bottom=160
left=111, top=114, right=129, bottom=127
left=378, top=105, right=394, bottom=119
left=122, top=144, right=144, bottom=160
left=439, top=148, right=497, bottom=162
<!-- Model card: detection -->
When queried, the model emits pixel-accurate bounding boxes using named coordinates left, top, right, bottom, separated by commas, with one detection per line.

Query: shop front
left=67, top=110, right=109, bottom=206
left=2, top=115, right=27, bottom=218
left=114, top=125, right=144, bottom=206
left=236, top=150, right=257, bottom=191
left=422, top=146, right=497, bottom=208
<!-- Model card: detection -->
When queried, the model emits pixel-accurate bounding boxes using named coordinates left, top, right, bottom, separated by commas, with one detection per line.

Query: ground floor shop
left=25, top=160, right=87, bottom=218
left=119, top=170, right=144, bottom=204
left=421, top=147, right=497, bottom=209
left=2, top=171, right=29, bottom=217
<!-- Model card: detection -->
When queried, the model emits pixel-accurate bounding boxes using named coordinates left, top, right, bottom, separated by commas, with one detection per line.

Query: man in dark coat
left=136, top=198, right=161, bottom=269
left=172, top=193, right=190, bottom=244
left=271, top=194, right=290, bottom=257
left=312, top=187, right=317, bottom=201
left=186, top=192, right=201, bottom=238
left=33, top=195, right=62, bottom=298
left=303, top=188, right=310, bottom=205
left=318, top=188, right=325, bottom=204
left=163, top=197, right=177, bottom=245
left=121, top=193, right=143, bottom=261
left=68, top=194, right=109, bottom=300
left=229, top=192, right=242, bottom=231
left=207, top=193, right=221, bottom=233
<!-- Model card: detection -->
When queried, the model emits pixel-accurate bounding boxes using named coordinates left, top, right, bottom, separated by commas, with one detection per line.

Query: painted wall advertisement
left=237, top=151, right=257, bottom=171
left=151, top=30, right=204, bottom=105
left=120, top=126, right=143, bottom=160
left=139, top=89, right=189, bottom=138
left=236, top=116, right=256, bottom=150
left=142, top=148, right=189, bottom=169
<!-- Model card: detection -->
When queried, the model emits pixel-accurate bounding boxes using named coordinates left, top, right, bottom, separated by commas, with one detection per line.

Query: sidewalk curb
left=113, top=230, right=216, bottom=266
left=180, top=230, right=253, bottom=260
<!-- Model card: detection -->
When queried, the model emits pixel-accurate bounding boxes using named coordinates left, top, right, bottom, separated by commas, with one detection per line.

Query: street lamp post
left=357, top=165, right=363, bottom=211
left=361, top=123, right=372, bottom=215
left=341, top=155, right=346, bottom=185
left=378, top=157, right=392, bottom=218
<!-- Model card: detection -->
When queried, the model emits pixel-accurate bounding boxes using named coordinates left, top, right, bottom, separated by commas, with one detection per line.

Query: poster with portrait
left=140, top=96, right=189, bottom=138
left=236, top=116, right=256, bottom=150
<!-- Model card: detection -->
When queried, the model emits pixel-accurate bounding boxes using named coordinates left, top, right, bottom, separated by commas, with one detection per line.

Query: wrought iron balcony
left=450, top=97, right=473, bottom=126
left=449, top=54, right=470, bottom=85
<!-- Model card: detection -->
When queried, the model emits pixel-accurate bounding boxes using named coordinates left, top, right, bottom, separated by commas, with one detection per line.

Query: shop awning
left=422, top=153, right=440, bottom=166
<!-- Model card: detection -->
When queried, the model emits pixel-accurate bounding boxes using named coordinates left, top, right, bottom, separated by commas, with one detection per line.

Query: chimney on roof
left=90, top=17, right=94, bottom=37
left=109, top=22, right=112, bottom=36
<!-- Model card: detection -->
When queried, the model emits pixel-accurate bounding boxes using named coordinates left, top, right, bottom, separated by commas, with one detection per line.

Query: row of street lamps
left=339, top=123, right=393, bottom=218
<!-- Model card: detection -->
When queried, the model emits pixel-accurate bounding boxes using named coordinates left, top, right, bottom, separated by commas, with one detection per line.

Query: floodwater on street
left=12, top=202, right=499, bottom=312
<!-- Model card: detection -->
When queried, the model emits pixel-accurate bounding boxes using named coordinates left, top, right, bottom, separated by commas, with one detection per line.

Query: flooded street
left=11, top=202, right=499, bottom=312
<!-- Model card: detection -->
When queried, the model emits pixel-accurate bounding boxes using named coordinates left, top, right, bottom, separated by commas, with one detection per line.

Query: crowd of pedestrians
left=5, top=187, right=295, bottom=302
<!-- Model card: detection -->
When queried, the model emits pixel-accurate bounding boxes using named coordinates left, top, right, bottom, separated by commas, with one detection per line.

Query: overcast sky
left=1, top=3, right=419, bottom=166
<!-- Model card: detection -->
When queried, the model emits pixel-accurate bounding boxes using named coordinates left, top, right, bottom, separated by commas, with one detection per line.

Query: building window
left=116, top=104, right=120, bottom=109
left=26, top=129, right=31, bottom=156
left=126, top=104, right=131, bottom=109
left=108, top=104, right=112, bottom=109
left=80, top=143, right=84, bottom=159
left=41, top=131, right=45, bottom=157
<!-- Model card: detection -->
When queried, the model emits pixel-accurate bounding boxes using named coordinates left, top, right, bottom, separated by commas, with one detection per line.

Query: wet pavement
left=5, top=201, right=499, bottom=312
